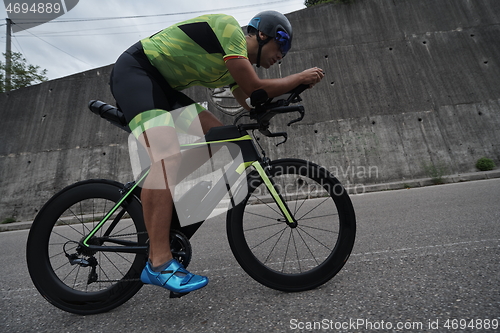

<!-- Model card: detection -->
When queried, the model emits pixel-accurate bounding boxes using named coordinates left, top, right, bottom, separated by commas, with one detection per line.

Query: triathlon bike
left=26, top=85, right=356, bottom=315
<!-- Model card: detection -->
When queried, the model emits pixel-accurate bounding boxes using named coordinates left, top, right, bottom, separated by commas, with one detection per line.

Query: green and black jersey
left=141, top=14, right=248, bottom=90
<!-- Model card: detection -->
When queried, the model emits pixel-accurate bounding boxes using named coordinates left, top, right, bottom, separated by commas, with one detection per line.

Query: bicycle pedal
left=169, top=291, right=189, bottom=299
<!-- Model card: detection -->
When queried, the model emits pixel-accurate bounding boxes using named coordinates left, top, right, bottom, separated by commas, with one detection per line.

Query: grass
left=423, top=163, right=448, bottom=185
left=1, top=217, right=16, bottom=224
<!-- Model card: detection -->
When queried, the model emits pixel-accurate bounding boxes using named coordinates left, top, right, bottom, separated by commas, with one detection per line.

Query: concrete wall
left=263, top=0, right=500, bottom=185
left=1, top=0, right=499, bottom=221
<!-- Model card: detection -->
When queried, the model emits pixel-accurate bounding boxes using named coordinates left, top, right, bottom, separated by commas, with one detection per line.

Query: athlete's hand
left=301, top=67, right=325, bottom=88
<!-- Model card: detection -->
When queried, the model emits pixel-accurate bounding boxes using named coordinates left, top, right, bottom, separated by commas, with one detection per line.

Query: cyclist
left=109, top=10, right=324, bottom=294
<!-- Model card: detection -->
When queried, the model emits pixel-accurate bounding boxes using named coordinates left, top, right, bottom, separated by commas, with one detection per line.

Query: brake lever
left=286, top=105, right=305, bottom=126
left=259, top=128, right=288, bottom=146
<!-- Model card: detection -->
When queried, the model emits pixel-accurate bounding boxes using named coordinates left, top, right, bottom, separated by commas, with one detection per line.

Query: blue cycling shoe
left=140, top=259, right=208, bottom=294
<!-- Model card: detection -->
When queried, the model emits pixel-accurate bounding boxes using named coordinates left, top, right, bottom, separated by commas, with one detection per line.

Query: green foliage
left=0, top=52, right=48, bottom=93
left=475, top=157, right=496, bottom=171
left=305, top=0, right=355, bottom=7
left=1, top=217, right=16, bottom=224
left=423, top=162, right=448, bottom=185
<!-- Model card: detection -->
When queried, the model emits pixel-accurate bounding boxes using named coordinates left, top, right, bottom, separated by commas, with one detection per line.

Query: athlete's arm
left=231, top=86, right=251, bottom=110
left=225, top=58, right=324, bottom=98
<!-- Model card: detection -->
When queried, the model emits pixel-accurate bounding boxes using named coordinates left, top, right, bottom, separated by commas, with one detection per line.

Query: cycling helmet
left=248, top=10, right=293, bottom=67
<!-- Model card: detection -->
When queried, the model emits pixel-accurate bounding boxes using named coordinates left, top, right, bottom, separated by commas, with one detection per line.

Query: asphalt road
left=1, top=179, right=499, bottom=333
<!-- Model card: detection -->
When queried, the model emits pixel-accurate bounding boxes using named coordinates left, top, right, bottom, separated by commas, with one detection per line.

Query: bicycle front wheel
left=227, top=159, right=356, bottom=292
left=26, top=179, right=147, bottom=315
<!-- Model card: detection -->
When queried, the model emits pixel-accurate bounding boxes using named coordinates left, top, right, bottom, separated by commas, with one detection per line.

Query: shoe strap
left=161, top=262, right=195, bottom=286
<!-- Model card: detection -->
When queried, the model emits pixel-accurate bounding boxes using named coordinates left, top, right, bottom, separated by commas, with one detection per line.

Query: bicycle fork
left=251, top=161, right=298, bottom=228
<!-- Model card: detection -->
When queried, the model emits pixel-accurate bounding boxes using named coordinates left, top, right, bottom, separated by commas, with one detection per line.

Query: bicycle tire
left=26, top=179, right=147, bottom=315
left=227, top=159, right=356, bottom=292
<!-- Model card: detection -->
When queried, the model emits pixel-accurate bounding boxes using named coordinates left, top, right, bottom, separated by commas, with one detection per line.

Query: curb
left=347, top=169, right=500, bottom=195
left=2, top=169, right=500, bottom=233
left=0, top=221, right=33, bottom=232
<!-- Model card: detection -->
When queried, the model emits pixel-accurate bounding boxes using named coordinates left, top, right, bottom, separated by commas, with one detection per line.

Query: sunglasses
left=275, top=30, right=291, bottom=57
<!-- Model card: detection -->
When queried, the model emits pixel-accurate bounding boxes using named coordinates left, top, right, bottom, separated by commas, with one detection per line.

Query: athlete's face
left=259, top=32, right=283, bottom=69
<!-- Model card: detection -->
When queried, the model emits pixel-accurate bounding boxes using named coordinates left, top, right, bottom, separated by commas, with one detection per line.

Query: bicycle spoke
left=291, top=196, right=305, bottom=214
left=108, top=219, right=136, bottom=237
left=244, top=209, right=282, bottom=222
left=295, top=228, right=321, bottom=266
left=49, top=229, right=78, bottom=244
left=53, top=259, right=72, bottom=273
left=97, top=255, right=114, bottom=285
left=296, top=196, right=332, bottom=221
left=49, top=247, right=70, bottom=260
left=263, top=227, right=287, bottom=264
left=298, top=212, right=339, bottom=222
left=59, top=262, right=78, bottom=283
left=80, top=201, right=87, bottom=235
left=243, top=221, right=283, bottom=232
left=72, top=265, right=81, bottom=289
left=279, top=230, right=290, bottom=272
left=250, top=193, right=282, bottom=216
left=291, top=231, right=302, bottom=272
left=250, top=227, right=287, bottom=251
left=102, top=250, right=133, bottom=274
left=296, top=226, right=333, bottom=251
left=299, top=223, right=338, bottom=233
left=55, top=214, right=87, bottom=236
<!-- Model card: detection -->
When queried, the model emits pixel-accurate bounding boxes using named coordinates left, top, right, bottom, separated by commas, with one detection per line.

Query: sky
left=0, top=0, right=306, bottom=81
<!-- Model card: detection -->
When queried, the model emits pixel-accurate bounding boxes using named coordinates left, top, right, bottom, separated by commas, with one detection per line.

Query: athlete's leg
left=187, top=109, right=223, bottom=136
left=174, top=109, right=223, bottom=182
left=137, top=125, right=180, bottom=266
left=111, top=43, right=219, bottom=291
left=140, top=110, right=221, bottom=265
left=110, top=44, right=202, bottom=281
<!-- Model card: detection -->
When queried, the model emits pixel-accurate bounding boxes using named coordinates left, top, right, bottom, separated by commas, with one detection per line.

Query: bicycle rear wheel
left=26, top=179, right=147, bottom=315
left=227, top=159, right=356, bottom=291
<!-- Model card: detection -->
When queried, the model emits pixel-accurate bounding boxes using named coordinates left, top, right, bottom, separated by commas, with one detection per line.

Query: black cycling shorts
left=110, top=42, right=202, bottom=137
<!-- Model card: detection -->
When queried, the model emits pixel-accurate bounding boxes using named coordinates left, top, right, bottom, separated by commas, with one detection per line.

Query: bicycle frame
left=80, top=124, right=297, bottom=253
